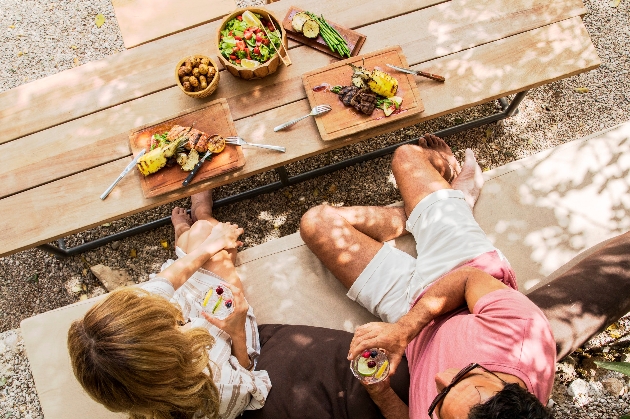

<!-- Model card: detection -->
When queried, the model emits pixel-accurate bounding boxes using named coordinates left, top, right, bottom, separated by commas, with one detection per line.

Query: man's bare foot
left=172, top=207, right=193, bottom=243
left=452, top=149, right=484, bottom=209
left=418, top=133, right=461, bottom=182
left=191, top=189, right=213, bottom=223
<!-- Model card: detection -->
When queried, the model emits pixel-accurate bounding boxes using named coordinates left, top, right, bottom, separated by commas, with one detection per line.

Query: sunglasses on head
left=427, top=363, right=507, bottom=418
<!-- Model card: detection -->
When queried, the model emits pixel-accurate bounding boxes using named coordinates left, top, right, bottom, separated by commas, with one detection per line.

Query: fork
left=273, top=104, right=332, bottom=132
left=225, top=136, right=286, bottom=153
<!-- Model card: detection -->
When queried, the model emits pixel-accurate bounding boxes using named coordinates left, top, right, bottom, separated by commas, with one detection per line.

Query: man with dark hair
left=300, top=134, right=555, bottom=418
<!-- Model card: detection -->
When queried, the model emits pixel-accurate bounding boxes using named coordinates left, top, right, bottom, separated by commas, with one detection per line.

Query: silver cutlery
left=273, top=104, right=332, bottom=132
left=226, top=136, right=286, bottom=153
left=100, top=149, right=146, bottom=200
left=386, top=64, right=445, bottom=82
left=182, top=150, right=212, bottom=186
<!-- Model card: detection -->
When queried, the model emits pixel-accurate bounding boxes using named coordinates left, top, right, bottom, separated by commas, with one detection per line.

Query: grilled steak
left=337, top=85, right=377, bottom=115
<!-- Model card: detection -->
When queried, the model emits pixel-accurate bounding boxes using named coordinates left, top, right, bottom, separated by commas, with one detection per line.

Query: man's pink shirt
left=405, top=251, right=556, bottom=418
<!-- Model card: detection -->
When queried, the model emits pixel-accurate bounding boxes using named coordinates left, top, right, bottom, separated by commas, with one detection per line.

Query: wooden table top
left=0, top=0, right=600, bottom=257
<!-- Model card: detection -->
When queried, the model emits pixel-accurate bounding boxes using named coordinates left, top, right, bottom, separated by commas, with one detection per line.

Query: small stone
left=90, top=264, right=132, bottom=292
left=602, top=378, right=624, bottom=397
left=111, top=241, right=120, bottom=250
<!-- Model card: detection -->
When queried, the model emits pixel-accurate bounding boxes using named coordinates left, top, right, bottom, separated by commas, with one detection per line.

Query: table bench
left=0, top=0, right=600, bottom=257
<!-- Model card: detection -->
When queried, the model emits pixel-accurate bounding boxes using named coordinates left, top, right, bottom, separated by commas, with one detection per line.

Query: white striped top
left=141, top=255, right=271, bottom=419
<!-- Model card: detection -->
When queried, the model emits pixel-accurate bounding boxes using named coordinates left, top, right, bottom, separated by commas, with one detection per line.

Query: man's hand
left=348, top=322, right=411, bottom=375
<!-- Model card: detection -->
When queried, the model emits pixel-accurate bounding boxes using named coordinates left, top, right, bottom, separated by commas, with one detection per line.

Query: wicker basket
left=216, top=8, right=287, bottom=80
left=175, top=55, right=220, bottom=99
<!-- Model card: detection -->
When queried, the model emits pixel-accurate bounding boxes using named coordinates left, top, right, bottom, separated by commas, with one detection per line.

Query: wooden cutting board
left=302, top=46, right=424, bottom=141
left=282, top=6, right=366, bottom=59
left=129, top=99, right=245, bottom=198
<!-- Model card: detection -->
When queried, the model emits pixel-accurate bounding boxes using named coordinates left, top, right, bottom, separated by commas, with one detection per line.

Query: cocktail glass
left=350, top=348, right=390, bottom=384
left=200, top=285, right=234, bottom=320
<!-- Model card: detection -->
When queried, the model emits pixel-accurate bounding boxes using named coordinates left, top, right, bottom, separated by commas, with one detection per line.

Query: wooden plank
left=282, top=6, right=366, bottom=59
left=302, top=47, right=424, bottom=141
left=112, top=0, right=237, bottom=49
left=0, top=0, right=444, bottom=143
left=0, top=16, right=600, bottom=257
left=0, top=0, right=589, bottom=197
left=128, top=100, right=245, bottom=198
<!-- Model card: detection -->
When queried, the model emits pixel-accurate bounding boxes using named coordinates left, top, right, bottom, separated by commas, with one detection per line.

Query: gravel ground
left=1, top=0, right=630, bottom=417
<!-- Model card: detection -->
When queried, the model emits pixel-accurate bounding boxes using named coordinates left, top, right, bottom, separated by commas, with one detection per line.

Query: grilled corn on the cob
left=368, top=69, right=398, bottom=98
left=136, top=138, right=184, bottom=176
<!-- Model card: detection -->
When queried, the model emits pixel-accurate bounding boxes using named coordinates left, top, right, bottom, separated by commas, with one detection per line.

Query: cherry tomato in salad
left=234, top=35, right=242, bottom=41
left=255, top=34, right=263, bottom=42
left=236, top=40, right=246, bottom=50
left=229, top=54, right=237, bottom=60
left=237, top=15, right=242, bottom=21
left=262, top=38, right=270, bottom=46
left=253, top=46, right=260, bottom=55
left=244, top=31, right=253, bottom=40
left=232, top=46, right=239, bottom=53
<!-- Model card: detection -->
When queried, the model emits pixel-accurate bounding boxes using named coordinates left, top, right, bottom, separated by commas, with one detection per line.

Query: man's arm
left=347, top=267, right=508, bottom=419
left=349, top=267, right=508, bottom=366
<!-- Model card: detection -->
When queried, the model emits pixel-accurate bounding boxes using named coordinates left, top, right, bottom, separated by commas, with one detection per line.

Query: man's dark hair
left=468, top=383, right=554, bottom=419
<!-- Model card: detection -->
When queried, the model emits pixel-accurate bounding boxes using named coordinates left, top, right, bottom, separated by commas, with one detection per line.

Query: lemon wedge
left=202, top=288, right=213, bottom=307
left=242, top=10, right=262, bottom=28
left=240, top=59, right=260, bottom=69
left=375, top=359, right=389, bottom=379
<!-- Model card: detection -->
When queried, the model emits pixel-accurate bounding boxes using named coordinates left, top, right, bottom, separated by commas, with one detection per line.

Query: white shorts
left=347, top=189, right=498, bottom=323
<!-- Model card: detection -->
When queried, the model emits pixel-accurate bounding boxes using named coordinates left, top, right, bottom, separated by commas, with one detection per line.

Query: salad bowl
left=216, top=8, right=287, bottom=80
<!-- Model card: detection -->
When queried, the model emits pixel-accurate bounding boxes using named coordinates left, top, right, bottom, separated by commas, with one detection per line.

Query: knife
left=386, top=64, right=445, bottom=82
left=100, top=149, right=146, bottom=200
left=182, top=151, right=212, bottom=186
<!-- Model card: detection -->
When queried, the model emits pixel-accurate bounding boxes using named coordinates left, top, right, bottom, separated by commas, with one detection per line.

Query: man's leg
left=300, top=205, right=408, bottom=289
left=173, top=189, right=242, bottom=289
left=394, top=134, right=483, bottom=215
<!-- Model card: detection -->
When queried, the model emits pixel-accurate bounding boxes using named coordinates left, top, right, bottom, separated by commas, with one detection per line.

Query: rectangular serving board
left=302, top=46, right=424, bottom=141
left=128, top=98, right=245, bottom=198
left=282, top=6, right=366, bottom=59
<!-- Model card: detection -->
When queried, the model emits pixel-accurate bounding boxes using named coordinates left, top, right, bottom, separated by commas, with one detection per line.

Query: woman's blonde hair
left=67, top=287, right=220, bottom=419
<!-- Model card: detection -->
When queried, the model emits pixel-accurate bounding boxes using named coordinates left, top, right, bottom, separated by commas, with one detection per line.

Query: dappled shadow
left=527, top=231, right=630, bottom=359
left=472, top=124, right=630, bottom=357
left=476, top=124, right=630, bottom=291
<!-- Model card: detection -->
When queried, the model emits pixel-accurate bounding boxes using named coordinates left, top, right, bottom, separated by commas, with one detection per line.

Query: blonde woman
left=68, top=190, right=271, bottom=419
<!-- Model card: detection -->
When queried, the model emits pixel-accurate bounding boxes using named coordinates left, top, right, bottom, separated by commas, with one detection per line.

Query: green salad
left=219, top=12, right=282, bottom=67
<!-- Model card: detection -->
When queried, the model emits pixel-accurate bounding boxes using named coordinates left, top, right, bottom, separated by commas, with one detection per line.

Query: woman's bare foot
left=418, top=133, right=461, bottom=182
left=452, top=149, right=484, bottom=209
left=191, top=189, right=213, bottom=223
left=171, top=207, right=193, bottom=244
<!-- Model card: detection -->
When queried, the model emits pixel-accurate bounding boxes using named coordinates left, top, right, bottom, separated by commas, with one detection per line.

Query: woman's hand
left=201, top=282, right=251, bottom=368
left=201, top=282, right=249, bottom=339
left=201, top=222, right=243, bottom=254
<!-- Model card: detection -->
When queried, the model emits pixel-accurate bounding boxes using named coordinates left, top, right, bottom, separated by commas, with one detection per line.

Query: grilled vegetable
left=291, top=12, right=310, bottom=32
left=302, top=19, right=320, bottom=38
left=368, top=69, right=398, bottom=98
left=349, top=63, right=371, bottom=89
left=137, top=138, right=185, bottom=176
left=181, top=149, right=200, bottom=172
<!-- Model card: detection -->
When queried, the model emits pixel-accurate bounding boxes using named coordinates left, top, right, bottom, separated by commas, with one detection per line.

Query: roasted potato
left=192, top=67, right=200, bottom=78
left=200, top=57, right=210, bottom=66
left=189, top=76, right=199, bottom=87
left=198, top=64, right=209, bottom=75
left=182, top=81, right=192, bottom=91
left=177, top=66, right=187, bottom=77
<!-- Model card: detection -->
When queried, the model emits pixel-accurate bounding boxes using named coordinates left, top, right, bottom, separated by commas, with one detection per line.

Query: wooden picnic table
left=0, top=0, right=600, bottom=257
